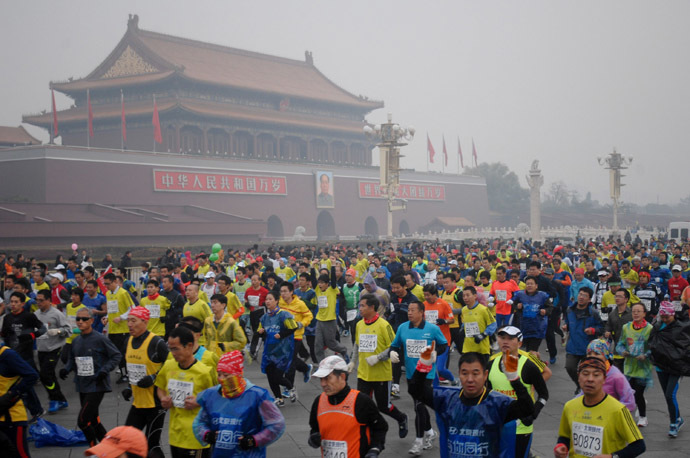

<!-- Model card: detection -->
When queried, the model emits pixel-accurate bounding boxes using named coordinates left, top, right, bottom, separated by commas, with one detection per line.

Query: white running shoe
left=408, top=441, right=423, bottom=456
left=423, top=429, right=437, bottom=450
left=391, top=383, right=400, bottom=398
left=637, top=416, right=648, bottom=427
left=289, top=388, right=298, bottom=403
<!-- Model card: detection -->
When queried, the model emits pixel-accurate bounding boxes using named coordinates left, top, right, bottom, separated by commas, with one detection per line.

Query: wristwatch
left=612, top=454, right=619, bottom=458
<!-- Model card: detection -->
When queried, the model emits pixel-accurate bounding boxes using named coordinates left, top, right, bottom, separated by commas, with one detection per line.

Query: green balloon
left=209, top=253, right=219, bottom=262
left=212, top=243, right=222, bottom=253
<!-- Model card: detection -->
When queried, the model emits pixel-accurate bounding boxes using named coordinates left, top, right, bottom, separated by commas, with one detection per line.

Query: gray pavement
left=30, top=339, right=690, bottom=458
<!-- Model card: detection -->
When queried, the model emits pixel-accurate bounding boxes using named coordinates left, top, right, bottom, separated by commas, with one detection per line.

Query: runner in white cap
left=308, top=355, right=388, bottom=458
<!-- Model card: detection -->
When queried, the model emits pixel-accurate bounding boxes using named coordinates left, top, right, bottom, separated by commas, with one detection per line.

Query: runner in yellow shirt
left=104, top=272, right=134, bottom=383
left=156, top=326, right=216, bottom=457
left=139, top=279, right=171, bottom=337
left=183, top=284, right=212, bottom=344
left=555, top=356, right=645, bottom=458
left=347, top=293, right=409, bottom=438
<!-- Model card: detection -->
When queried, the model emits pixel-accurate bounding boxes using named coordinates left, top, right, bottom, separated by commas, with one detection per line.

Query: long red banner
left=154, top=170, right=287, bottom=195
left=358, top=181, right=445, bottom=200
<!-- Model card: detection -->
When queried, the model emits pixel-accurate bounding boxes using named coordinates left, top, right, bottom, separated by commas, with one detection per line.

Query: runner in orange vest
left=308, top=355, right=388, bottom=458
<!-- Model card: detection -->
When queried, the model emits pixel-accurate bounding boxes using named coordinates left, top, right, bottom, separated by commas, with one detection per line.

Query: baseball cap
left=48, top=272, right=64, bottom=282
left=672, top=265, right=682, bottom=272
left=312, top=355, right=348, bottom=378
left=55, top=264, right=66, bottom=270
left=448, top=260, right=458, bottom=265
left=204, top=271, right=216, bottom=279
left=367, top=252, right=375, bottom=257
left=681, top=257, right=689, bottom=262
left=497, top=326, right=523, bottom=341
left=574, top=267, right=585, bottom=275
left=345, top=268, right=357, bottom=277
left=543, top=267, right=555, bottom=275
left=85, top=425, right=147, bottom=457
left=597, top=269, right=609, bottom=276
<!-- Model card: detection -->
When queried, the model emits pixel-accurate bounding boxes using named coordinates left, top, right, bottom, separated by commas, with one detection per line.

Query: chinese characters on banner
left=358, top=181, right=445, bottom=200
left=153, top=170, right=287, bottom=195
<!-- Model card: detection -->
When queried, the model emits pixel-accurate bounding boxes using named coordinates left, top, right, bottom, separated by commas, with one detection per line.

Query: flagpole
left=86, top=89, right=90, bottom=148
left=153, top=95, right=156, bottom=153
left=426, top=132, right=429, bottom=172
left=121, top=89, right=124, bottom=151
left=457, top=138, right=460, bottom=175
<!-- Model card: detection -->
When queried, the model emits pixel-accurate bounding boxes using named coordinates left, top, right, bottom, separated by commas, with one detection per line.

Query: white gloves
left=390, top=351, right=400, bottom=364
left=47, top=328, right=61, bottom=336
left=506, top=299, right=514, bottom=305
left=365, top=355, right=379, bottom=366
left=346, top=361, right=356, bottom=373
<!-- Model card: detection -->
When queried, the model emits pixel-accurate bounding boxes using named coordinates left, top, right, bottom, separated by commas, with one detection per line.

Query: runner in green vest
left=487, top=326, right=549, bottom=458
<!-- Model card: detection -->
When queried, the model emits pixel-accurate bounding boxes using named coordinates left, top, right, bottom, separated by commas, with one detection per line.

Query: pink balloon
left=71, top=243, right=78, bottom=251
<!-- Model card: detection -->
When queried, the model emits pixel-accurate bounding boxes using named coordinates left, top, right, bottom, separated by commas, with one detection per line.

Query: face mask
left=219, top=374, right=246, bottom=398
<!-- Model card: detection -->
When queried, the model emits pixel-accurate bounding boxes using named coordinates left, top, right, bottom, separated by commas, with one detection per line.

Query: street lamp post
left=597, top=148, right=632, bottom=232
left=364, top=113, right=415, bottom=238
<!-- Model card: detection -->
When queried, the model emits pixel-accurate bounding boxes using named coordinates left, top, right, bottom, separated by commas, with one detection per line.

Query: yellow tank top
left=126, top=332, right=163, bottom=408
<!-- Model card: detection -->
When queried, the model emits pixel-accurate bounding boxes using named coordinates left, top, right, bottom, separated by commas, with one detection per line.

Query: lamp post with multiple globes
left=364, top=113, right=415, bottom=238
left=597, top=148, right=633, bottom=232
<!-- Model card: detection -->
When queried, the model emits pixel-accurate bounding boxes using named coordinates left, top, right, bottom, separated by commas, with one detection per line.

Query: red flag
left=472, top=138, right=478, bottom=166
left=96, top=265, right=113, bottom=294
left=121, top=90, right=127, bottom=142
left=152, top=97, right=162, bottom=144
left=458, top=137, right=464, bottom=168
left=51, top=89, right=58, bottom=136
left=427, top=134, right=436, bottom=164
left=442, top=136, right=448, bottom=166
left=87, top=89, right=94, bottom=138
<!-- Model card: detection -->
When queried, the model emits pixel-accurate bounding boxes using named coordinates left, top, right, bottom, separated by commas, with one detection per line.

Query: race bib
left=406, top=339, right=427, bottom=358
left=322, top=440, right=347, bottom=458
left=147, top=304, right=161, bottom=319
left=496, top=290, right=507, bottom=301
left=673, top=301, right=682, bottom=311
left=236, top=291, right=245, bottom=303
left=67, top=315, right=77, bottom=328
left=317, top=296, right=329, bottom=309
left=520, top=263, right=527, bottom=271
left=278, top=273, right=286, bottom=280
left=600, top=311, right=608, bottom=322
left=425, top=310, right=439, bottom=323
left=621, top=279, right=629, bottom=289
left=654, top=277, right=662, bottom=284
left=76, top=356, right=94, bottom=376
left=572, top=422, right=603, bottom=457
left=127, top=363, right=147, bottom=385
left=248, top=295, right=260, bottom=307
left=346, top=309, right=358, bottom=322
left=227, top=269, right=236, bottom=281
left=107, top=300, right=119, bottom=314
left=168, top=379, right=194, bottom=408
left=359, top=334, right=378, bottom=353
left=464, top=322, right=480, bottom=337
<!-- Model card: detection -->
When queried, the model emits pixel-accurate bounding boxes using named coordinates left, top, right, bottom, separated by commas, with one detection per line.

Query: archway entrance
left=316, top=211, right=336, bottom=240
left=364, top=216, right=379, bottom=238
left=399, top=219, right=410, bottom=236
left=267, top=215, right=284, bottom=238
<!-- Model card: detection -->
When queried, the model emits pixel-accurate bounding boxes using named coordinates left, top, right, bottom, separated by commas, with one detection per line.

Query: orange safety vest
left=317, top=389, right=368, bottom=458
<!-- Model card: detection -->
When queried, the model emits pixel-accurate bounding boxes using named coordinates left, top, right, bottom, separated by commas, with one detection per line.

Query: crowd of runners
left=0, top=235, right=689, bottom=457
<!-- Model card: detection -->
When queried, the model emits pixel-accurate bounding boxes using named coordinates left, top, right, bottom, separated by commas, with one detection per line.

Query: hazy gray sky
left=2, top=1, right=688, bottom=205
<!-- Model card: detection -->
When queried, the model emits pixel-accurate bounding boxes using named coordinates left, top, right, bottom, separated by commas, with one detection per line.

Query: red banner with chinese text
left=358, top=181, right=445, bottom=201
left=153, top=170, right=287, bottom=195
